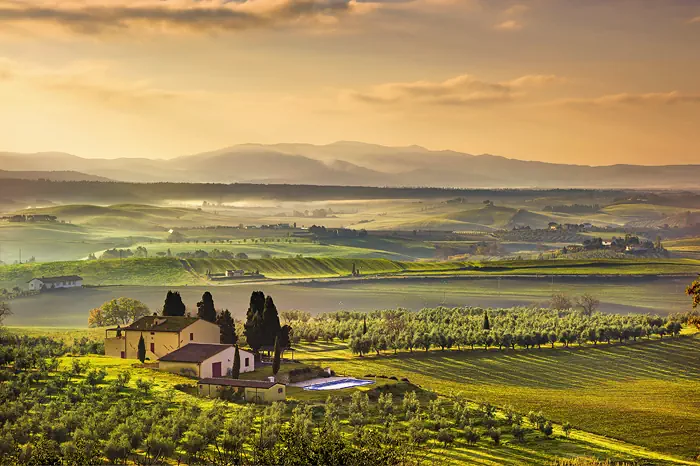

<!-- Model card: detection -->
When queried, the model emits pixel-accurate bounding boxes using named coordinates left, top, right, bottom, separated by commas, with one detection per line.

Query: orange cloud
left=494, top=19, right=522, bottom=31
left=0, top=0, right=367, bottom=35
left=558, top=91, right=700, bottom=107
left=345, top=73, right=563, bottom=107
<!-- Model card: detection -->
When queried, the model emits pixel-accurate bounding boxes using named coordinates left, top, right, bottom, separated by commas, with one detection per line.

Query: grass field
left=2, top=257, right=698, bottom=290
left=296, top=334, right=700, bottom=461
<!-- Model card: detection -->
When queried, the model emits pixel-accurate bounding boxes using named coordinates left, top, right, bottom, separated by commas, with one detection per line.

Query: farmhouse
left=159, top=343, right=254, bottom=378
left=104, top=316, right=220, bottom=360
left=197, top=378, right=286, bottom=402
left=225, top=269, right=245, bottom=277
left=28, top=275, right=83, bottom=291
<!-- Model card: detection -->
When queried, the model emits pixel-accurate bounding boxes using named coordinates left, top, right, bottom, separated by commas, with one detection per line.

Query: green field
left=296, top=334, right=700, bottom=462
left=1, top=257, right=698, bottom=290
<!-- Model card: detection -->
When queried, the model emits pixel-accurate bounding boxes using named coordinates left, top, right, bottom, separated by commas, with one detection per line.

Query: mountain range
left=1, top=142, right=699, bottom=189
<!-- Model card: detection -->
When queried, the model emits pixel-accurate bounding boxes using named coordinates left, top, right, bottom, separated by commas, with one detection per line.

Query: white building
left=158, top=343, right=255, bottom=378
left=28, top=275, right=83, bottom=291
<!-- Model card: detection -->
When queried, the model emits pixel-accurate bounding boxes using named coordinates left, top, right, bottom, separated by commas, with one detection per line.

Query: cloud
left=504, top=4, right=528, bottom=16
left=494, top=19, right=522, bottom=30
left=0, top=0, right=369, bottom=35
left=558, top=91, right=700, bottom=107
left=345, top=72, right=563, bottom=107
left=690, top=16, right=700, bottom=24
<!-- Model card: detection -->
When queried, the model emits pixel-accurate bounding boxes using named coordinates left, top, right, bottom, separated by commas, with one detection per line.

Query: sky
left=0, top=0, right=699, bottom=165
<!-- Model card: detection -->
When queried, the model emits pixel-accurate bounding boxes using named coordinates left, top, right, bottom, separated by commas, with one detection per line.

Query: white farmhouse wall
left=238, top=349, right=255, bottom=374
left=200, top=346, right=237, bottom=378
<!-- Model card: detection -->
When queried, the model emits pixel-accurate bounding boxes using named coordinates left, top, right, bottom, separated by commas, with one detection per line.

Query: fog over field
left=5, top=276, right=691, bottom=328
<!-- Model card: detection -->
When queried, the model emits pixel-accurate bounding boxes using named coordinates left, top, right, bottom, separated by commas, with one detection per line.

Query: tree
left=488, top=428, right=501, bottom=445
left=88, top=308, right=106, bottom=327
left=577, top=294, right=600, bottom=316
left=89, top=298, right=150, bottom=327
left=272, top=336, right=281, bottom=377
left=232, top=345, right=241, bottom=379
left=0, top=301, right=13, bottom=326
left=437, top=429, right=455, bottom=447
left=137, top=334, right=146, bottom=363
left=562, top=422, right=572, bottom=438
left=244, top=291, right=266, bottom=354
left=363, top=316, right=368, bottom=335
left=687, top=278, right=700, bottom=310
left=482, top=311, right=490, bottom=330
left=216, top=309, right=238, bottom=345
left=262, top=296, right=281, bottom=346
left=163, top=291, right=186, bottom=316
left=550, top=293, right=573, bottom=310
left=196, top=292, right=217, bottom=323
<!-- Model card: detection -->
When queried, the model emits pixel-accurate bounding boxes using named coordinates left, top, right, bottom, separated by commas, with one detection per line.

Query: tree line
left=281, top=306, right=683, bottom=357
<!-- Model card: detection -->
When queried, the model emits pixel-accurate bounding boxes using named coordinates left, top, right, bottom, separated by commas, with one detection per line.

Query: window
left=245, top=358, right=249, bottom=367
left=150, top=332, right=155, bottom=336
left=278, top=388, right=283, bottom=394
left=150, top=343, right=155, bottom=353
left=189, top=332, right=194, bottom=341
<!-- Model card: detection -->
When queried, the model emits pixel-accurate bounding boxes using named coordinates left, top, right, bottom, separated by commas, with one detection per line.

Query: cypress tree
left=137, top=334, right=146, bottom=363
left=232, top=345, right=240, bottom=379
left=244, top=291, right=266, bottom=353
left=483, top=311, right=491, bottom=330
left=196, top=291, right=217, bottom=323
left=262, top=296, right=281, bottom=346
left=216, top=309, right=237, bottom=345
left=363, top=316, right=367, bottom=335
left=272, top=336, right=281, bottom=376
left=163, top=290, right=186, bottom=316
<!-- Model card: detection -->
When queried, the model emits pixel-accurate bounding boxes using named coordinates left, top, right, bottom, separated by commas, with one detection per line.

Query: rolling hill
left=0, top=169, right=111, bottom=182
left=443, top=205, right=555, bottom=230
left=2, top=142, right=700, bottom=188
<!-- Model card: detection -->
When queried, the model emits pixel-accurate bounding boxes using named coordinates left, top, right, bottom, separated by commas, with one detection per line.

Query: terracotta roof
left=124, top=316, right=200, bottom=332
left=198, top=378, right=283, bottom=389
left=28, top=275, right=83, bottom=283
left=159, top=343, right=232, bottom=363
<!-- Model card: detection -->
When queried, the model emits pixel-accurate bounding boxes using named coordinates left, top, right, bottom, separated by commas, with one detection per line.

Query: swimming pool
left=303, top=378, right=375, bottom=391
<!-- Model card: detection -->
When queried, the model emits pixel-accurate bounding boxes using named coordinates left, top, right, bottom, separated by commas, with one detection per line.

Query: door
left=212, top=361, right=222, bottom=378
left=120, top=351, right=125, bottom=359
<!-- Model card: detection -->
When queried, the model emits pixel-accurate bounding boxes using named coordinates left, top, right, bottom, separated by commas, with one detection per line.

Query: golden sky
left=1, top=0, right=699, bottom=165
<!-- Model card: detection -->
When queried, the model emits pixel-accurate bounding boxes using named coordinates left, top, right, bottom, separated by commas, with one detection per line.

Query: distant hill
left=0, top=169, right=111, bottom=182
left=2, top=143, right=700, bottom=188
left=444, top=205, right=555, bottom=230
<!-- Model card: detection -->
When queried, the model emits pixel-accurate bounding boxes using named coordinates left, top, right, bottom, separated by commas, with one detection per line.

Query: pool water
left=303, top=378, right=375, bottom=391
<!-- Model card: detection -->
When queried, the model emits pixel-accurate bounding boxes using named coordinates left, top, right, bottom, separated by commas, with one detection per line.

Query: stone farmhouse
left=104, top=315, right=220, bottom=360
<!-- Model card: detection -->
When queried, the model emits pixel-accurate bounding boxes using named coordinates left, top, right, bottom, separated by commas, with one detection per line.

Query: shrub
left=135, top=378, right=154, bottom=395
